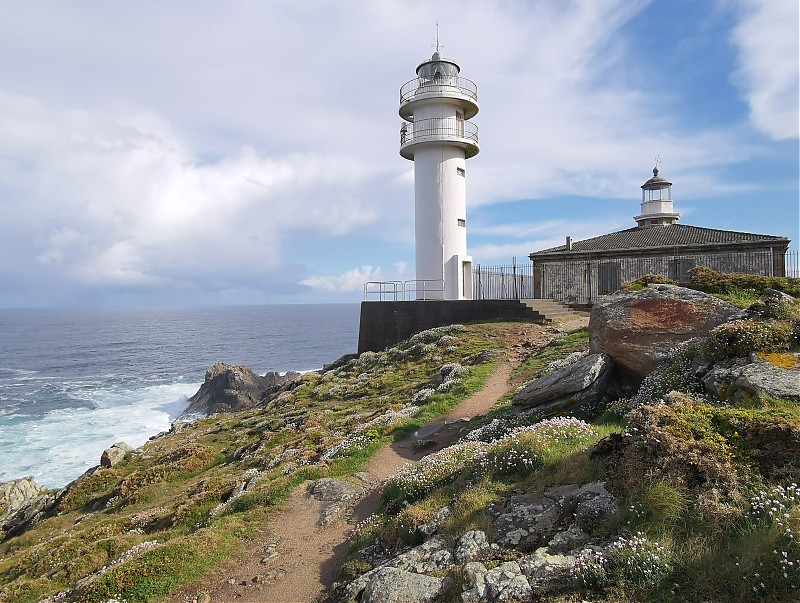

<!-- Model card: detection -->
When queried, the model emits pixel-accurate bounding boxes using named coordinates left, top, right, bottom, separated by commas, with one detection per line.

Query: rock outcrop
left=339, top=482, right=618, bottom=603
left=183, top=364, right=301, bottom=417
left=701, top=354, right=800, bottom=402
left=589, top=284, right=738, bottom=384
left=512, top=353, right=614, bottom=414
left=0, top=478, right=47, bottom=524
left=101, top=441, right=133, bottom=468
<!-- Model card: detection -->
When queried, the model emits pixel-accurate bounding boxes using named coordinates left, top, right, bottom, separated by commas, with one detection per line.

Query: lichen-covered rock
left=703, top=355, right=800, bottom=402
left=462, top=561, right=532, bottom=603
left=308, top=478, right=367, bottom=525
left=518, top=547, right=576, bottom=586
left=493, top=497, right=560, bottom=547
left=590, top=284, right=738, bottom=384
left=418, top=505, right=452, bottom=536
left=455, top=530, right=491, bottom=563
left=547, top=523, right=589, bottom=553
left=360, top=567, right=452, bottom=603
left=566, top=482, right=619, bottom=532
left=388, top=535, right=454, bottom=574
left=734, top=359, right=800, bottom=401
left=512, top=353, right=614, bottom=414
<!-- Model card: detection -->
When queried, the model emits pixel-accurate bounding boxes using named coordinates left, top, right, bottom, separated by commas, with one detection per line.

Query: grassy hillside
left=2, top=304, right=799, bottom=603
left=0, top=323, right=514, bottom=603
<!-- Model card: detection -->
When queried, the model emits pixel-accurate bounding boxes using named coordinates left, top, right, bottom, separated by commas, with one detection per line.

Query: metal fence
left=473, top=259, right=534, bottom=300
left=364, top=280, right=445, bottom=301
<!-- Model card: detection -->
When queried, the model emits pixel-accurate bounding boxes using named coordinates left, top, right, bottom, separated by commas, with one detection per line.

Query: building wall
left=534, top=248, right=785, bottom=305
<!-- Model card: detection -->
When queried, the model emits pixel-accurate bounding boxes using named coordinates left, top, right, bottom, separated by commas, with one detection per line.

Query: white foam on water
left=0, top=381, right=199, bottom=488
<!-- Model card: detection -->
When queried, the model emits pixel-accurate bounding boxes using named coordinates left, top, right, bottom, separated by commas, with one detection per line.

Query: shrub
left=623, top=274, right=677, bottom=291
left=688, top=266, right=800, bottom=297
left=384, top=441, right=489, bottom=503
left=572, top=532, right=673, bottom=590
left=704, top=319, right=796, bottom=361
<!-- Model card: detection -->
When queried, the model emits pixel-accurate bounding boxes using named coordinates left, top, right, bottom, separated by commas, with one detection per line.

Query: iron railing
left=400, top=118, right=479, bottom=157
left=473, top=260, right=534, bottom=300
left=364, top=280, right=445, bottom=301
left=400, top=75, right=478, bottom=105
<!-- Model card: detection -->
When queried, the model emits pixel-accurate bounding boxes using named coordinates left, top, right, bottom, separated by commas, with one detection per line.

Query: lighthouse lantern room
left=399, top=49, right=479, bottom=300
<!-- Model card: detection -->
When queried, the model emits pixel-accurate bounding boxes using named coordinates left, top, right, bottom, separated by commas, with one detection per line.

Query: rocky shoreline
left=0, top=364, right=308, bottom=538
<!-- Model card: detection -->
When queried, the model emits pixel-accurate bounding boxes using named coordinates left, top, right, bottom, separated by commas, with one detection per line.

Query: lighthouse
left=399, top=49, right=479, bottom=300
left=634, top=164, right=681, bottom=228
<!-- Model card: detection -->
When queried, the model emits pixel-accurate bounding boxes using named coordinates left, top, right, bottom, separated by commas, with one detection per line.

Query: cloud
left=301, top=265, right=383, bottom=291
left=0, top=90, right=381, bottom=296
left=729, top=0, right=800, bottom=140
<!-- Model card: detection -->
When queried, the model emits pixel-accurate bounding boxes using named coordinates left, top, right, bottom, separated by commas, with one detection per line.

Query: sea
left=0, top=304, right=361, bottom=488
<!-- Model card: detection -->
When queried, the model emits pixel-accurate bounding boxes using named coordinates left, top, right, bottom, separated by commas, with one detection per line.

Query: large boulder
left=100, top=441, right=133, bottom=468
left=703, top=355, right=800, bottom=402
left=589, top=284, right=738, bottom=384
left=360, top=567, right=452, bottom=603
left=512, top=353, right=614, bottom=413
left=183, top=364, right=300, bottom=416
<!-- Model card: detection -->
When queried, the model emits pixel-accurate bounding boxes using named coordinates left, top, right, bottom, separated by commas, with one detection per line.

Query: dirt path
left=172, top=316, right=588, bottom=603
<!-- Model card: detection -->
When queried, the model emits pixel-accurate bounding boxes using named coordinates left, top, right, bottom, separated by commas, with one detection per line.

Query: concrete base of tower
left=445, top=254, right=473, bottom=300
left=358, top=299, right=548, bottom=353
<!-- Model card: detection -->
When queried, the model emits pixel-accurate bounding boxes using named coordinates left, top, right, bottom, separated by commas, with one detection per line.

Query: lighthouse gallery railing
left=400, top=118, right=479, bottom=146
left=400, top=75, right=478, bottom=105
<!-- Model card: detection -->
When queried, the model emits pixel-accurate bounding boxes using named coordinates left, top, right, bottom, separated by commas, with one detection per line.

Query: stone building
left=528, top=167, right=791, bottom=306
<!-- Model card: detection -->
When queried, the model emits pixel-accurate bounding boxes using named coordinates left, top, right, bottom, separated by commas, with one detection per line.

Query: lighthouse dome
left=416, top=51, right=460, bottom=80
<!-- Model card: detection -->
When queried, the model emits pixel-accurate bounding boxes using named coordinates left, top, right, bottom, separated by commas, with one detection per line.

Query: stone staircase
left=519, top=298, right=575, bottom=323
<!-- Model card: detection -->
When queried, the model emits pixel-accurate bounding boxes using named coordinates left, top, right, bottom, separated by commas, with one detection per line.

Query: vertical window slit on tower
left=457, top=167, right=465, bottom=177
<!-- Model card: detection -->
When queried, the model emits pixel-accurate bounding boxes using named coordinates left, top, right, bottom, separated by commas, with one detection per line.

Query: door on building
left=598, top=262, right=621, bottom=295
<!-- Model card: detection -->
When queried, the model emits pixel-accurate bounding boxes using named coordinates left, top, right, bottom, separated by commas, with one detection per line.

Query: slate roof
left=532, top=224, right=789, bottom=256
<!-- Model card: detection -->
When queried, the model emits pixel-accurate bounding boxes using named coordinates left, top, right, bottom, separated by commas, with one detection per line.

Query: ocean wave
left=0, top=381, right=198, bottom=488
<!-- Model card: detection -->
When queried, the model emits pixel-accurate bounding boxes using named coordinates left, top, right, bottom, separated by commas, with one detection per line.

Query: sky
left=0, top=0, right=797, bottom=308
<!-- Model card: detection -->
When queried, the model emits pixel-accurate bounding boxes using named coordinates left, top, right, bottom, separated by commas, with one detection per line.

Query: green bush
left=688, top=266, right=800, bottom=297
left=704, top=319, right=796, bottom=360
left=623, top=273, right=677, bottom=291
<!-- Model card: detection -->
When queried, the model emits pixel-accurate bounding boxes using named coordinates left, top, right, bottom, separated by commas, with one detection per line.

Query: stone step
left=518, top=299, right=574, bottom=323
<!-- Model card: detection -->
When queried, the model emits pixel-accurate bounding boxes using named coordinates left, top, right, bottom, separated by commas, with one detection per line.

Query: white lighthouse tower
left=399, top=48, right=479, bottom=300
left=634, top=164, right=681, bottom=228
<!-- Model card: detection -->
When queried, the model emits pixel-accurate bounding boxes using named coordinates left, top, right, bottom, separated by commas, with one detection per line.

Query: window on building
left=598, top=262, right=621, bottom=295
left=457, top=218, right=466, bottom=227
left=457, top=167, right=465, bottom=177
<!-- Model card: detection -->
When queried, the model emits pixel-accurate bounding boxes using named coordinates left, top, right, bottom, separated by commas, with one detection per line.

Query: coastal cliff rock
left=183, top=363, right=301, bottom=416
left=589, top=284, right=738, bottom=384
left=0, top=478, right=47, bottom=523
